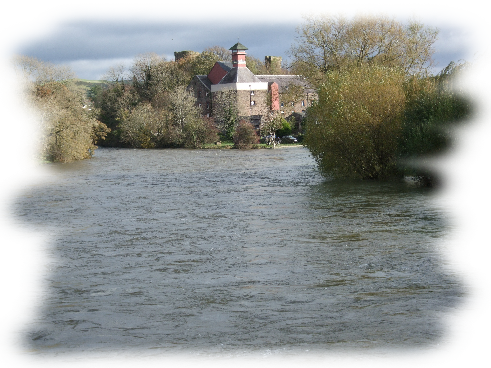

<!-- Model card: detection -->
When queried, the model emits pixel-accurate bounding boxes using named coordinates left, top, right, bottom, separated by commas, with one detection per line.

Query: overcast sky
left=0, top=0, right=491, bottom=79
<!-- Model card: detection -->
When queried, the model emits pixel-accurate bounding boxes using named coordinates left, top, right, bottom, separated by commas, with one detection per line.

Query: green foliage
left=401, top=49, right=491, bottom=187
left=245, top=55, right=267, bottom=75
left=131, top=53, right=192, bottom=103
left=400, top=85, right=463, bottom=187
left=275, top=118, right=292, bottom=137
left=260, top=114, right=284, bottom=137
left=182, top=117, right=219, bottom=148
left=191, top=51, right=221, bottom=76
left=91, top=53, right=222, bottom=149
left=290, top=15, right=438, bottom=87
left=213, top=91, right=239, bottom=140
left=16, top=56, right=110, bottom=163
left=305, top=65, right=406, bottom=179
left=118, top=103, right=161, bottom=148
left=233, top=120, right=259, bottom=149
left=116, top=86, right=216, bottom=149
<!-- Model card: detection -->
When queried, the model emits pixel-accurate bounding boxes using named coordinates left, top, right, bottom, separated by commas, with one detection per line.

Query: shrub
left=233, top=120, right=259, bottom=149
left=400, top=49, right=491, bottom=187
left=394, top=67, right=473, bottom=186
left=305, top=65, right=406, bottom=179
left=276, top=118, right=292, bottom=137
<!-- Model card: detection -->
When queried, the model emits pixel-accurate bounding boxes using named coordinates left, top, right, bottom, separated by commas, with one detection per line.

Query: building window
left=301, top=100, right=305, bottom=107
left=198, top=103, right=202, bottom=108
left=291, top=102, right=294, bottom=107
left=280, top=102, right=284, bottom=107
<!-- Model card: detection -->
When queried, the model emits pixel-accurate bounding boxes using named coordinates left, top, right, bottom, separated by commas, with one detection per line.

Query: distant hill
left=72, top=79, right=108, bottom=92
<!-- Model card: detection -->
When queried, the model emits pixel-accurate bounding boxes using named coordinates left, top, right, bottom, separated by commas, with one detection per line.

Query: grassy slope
left=71, top=79, right=108, bottom=95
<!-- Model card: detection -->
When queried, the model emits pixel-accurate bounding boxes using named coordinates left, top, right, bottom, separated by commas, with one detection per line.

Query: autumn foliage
left=16, top=56, right=110, bottom=163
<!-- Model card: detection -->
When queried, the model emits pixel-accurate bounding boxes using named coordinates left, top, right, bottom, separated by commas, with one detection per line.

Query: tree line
left=16, top=16, right=473, bottom=185
left=82, top=46, right=285, bottom=150
left=291, top=15, right=473, bottom=185
left=15, top=46, right=284, bottom=162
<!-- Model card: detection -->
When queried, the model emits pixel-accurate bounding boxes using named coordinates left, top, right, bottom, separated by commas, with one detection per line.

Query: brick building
left=187, top=43, right=315, bottom=131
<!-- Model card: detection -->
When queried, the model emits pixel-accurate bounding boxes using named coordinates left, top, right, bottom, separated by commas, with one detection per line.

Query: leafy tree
left=400, top=51, right=491, bottom=187
left=164, top=86, right=217, bottom=148
left=305, top=64, right=406, bottom=179
left=203, top=45, right=232, bottom=62
left=233, top=120, right=259, bottom=149
left=167, top=86, right=201, bottom=135
left=190, top=46, right=231, bottom=76
left=15, top=56, right=109, bottom=162
left=15, top=55, right=74, bottom=83
left=289, top=15, right=438, bottom=86
left=260, top=113, right=285, bottom=148
left=212, top=90, right=239, bottom=140
left=280, top=83, right=306, bottom=116
left=182, top=117, right=219, bottom=148
left=118, top=102, right=161, bottom=148
left=245, top=55, right=267, bottom=75
left=131, top=53, right=191, bottom=103
left=191, top=51, right=221, bottom=76
left=396, top=61, right=472, bottom=186
left=276, top=119, right=292, bottom=137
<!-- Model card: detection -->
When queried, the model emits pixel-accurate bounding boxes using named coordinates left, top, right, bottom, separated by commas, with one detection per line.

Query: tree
left=212, top=90, right=239, bottom=140
left=400, top=50, right=491, bottom=187
left=15, top=56, right=109, bottom=162
left=245, top=55, right=267, bottom=75
left=276, top=119, right=292, bottom=137
left=118, top=102, right=161, bottom=148
left=182, top=116, right=219, bottom=148
left=305, top=64, right=406, bottom=179
left=289, top=15, right=438, bottom=86
left=190, top=46, right=231, bottom=76
left=165, top=86, right=217, bottom=148
left=260, top=113, right=285, bottom=148
left=233, top=120, right=259, bottom=149
left=131, top=53, right=191, bottom=103
left=191, top=51, right=221, bottom=76
left=203, top=45, right=232, bottom=62
left=15, top=55, right=74, bottom=84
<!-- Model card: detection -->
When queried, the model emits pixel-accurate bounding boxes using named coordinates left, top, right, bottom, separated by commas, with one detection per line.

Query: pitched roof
left=195, top=75, right=212, bottom=90
left=229, top=42, right=248, bottom=51
left=256, top=75, right=315, bottom=93
left=216, top=61, right=233, bottom=72
left=219, top=67, right=263, bottom=84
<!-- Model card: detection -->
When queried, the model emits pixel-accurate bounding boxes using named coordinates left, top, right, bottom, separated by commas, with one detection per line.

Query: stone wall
left=235, top=89, right=269, bottom=126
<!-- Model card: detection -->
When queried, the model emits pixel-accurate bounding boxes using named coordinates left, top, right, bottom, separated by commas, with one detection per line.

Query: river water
left=12, top=147, right=464, bottom=356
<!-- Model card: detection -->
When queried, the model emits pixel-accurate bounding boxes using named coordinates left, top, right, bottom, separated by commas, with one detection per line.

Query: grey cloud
left=0, top=0, right=491, bottom=79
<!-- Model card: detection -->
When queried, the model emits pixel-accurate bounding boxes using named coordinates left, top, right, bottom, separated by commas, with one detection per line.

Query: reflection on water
left=13, top=147, right=464, bottom=355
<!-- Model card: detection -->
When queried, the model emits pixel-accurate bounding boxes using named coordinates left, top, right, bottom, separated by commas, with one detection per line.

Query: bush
left=15, top=56, right=112, bottom=162
left=305, top=65, right=406, bottom=179
left=182, top=117, right=219, bottom=148
left=276, top=118, right=292, bottom=137
left=233, top=120, right=259, bottom=149
left=400, top=49, right=491, bottom=187
left=400, top=82, right=464, bottom=187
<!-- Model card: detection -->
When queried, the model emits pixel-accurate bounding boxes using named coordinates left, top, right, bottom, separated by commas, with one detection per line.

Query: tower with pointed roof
left=207, top=43, right=269, bottom=127
left=186, top=42, right=316, bottom=130
left=230, top=42, right=248, bottom=68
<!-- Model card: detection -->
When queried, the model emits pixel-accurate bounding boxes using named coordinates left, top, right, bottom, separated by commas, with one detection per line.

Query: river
left=12, top=147, right=464, bottom=356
